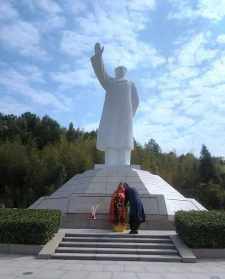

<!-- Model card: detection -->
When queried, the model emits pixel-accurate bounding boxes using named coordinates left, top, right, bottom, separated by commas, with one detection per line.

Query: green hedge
left=175, top=210, right=225, bottom=248
left=0, top=209, right=61, bottom=245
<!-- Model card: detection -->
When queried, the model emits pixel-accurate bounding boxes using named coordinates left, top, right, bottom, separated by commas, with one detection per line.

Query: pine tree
left=66, top=122, right=77, bottom=142
left=199, top=145, right=216, bottom=183
left=145, top=138, right=161, bottom=154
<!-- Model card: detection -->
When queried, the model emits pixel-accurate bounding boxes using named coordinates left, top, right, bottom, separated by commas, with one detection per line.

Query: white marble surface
left=30, top=166, right=206, bottom=216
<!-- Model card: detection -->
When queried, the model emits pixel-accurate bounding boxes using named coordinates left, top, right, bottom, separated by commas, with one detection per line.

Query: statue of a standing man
left=91, top=43, right=139, bottom=166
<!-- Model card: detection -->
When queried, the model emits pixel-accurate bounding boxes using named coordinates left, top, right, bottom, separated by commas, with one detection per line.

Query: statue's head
left=115, top=66, right=127, bottom=79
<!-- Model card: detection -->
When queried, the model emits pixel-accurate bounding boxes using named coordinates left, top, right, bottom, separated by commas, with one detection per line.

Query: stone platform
left=30, top=165, right=205, bottom=229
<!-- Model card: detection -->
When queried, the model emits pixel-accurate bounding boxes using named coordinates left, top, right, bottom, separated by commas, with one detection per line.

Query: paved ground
left=0, top=254, right=225, bottom=279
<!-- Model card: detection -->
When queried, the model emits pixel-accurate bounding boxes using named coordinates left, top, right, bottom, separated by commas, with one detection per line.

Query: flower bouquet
left=88, top=204, right=100, bottom=220
left=109, top=184, right=128, bottom=232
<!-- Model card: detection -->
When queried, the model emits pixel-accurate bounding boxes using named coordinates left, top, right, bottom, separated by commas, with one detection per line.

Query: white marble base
left=30, top=166, right=206, bottom=228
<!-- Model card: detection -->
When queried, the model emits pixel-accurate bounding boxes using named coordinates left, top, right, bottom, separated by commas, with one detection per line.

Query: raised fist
left=95, top=42, right=104, bottom=56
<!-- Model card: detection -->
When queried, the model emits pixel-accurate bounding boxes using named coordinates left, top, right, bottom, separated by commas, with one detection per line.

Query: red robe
left=109, top=185, right=127, bottom=225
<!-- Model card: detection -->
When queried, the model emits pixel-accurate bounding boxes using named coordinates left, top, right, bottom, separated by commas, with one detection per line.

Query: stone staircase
left=51, top=232, right=182, bottom=262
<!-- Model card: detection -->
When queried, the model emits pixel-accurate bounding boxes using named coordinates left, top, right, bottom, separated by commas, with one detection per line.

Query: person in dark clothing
left=123, top=183, right=145, bottom=234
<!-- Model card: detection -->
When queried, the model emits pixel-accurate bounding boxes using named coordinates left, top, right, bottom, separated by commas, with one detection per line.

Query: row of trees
left=133, top=139, right=225, bottom=209
left=0, top=112, right=224, bottom=209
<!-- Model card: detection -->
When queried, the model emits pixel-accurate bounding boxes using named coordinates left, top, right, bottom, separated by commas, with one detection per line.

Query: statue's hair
left=115, top=66, right=127, bottom=72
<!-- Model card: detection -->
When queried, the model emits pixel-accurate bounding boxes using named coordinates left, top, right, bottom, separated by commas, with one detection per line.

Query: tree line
left=0, top=112, right=224, bottom=209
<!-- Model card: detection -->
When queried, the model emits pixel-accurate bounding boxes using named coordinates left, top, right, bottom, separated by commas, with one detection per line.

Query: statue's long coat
left=91, top=54, right=139, bottom=151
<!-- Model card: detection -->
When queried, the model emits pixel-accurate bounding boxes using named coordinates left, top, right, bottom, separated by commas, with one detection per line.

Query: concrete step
left=51, top=253, right=182, bottom=262
left=55, top=246, right=178, bottom=255
left=65, top=233, right=170, bottom=239
left=62, top=236, right=172, bottom=244
left=59, top=241, right=175, bottom=249
left=41, top=230, right=196, bottom=263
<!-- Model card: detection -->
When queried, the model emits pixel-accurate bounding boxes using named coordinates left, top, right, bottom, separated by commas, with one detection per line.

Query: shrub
left=0, top=208, right=61, bottom=245
left=175, top=210, right=225, bottom=248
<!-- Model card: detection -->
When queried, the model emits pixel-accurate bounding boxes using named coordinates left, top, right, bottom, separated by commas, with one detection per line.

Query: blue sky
left=0, top=0, right=225, bottom=156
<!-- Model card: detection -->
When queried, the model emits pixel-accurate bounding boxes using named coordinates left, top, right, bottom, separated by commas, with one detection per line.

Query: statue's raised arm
left=91, top=43, right=112, bottom=90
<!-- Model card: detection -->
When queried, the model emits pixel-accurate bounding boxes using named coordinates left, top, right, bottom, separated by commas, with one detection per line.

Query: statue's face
left=115, top=66, right=127, bottom=79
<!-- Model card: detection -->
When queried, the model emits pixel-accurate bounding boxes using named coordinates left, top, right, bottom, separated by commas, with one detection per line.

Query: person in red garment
left=109, top=183, right=127, bottom=230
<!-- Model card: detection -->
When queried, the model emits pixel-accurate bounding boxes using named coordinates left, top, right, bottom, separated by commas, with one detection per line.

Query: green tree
left=0, top=141, right=29, bottom=207
left=66, top=122, right=77, bottom=142
left=17, top=112, right=40, bottom=146
left=198, top=183, right=225, bottom=209
left=199, top=145, right=216, bottom=183
left=1, top=112, right=225, bottom=210
left=145, top=138, right=161, bottom=154
left=36, top=115, right=61, bottom=148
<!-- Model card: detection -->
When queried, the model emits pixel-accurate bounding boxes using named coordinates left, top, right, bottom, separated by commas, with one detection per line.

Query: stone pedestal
left=30, top=165, right=205, bottom=230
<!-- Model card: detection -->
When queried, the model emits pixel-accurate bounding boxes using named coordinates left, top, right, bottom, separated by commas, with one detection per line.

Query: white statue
left=91, top=43, right=139, bottom=166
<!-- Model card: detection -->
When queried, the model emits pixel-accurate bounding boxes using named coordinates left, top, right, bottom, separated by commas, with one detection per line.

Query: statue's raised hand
left=95, top=42, right=104, bottom=56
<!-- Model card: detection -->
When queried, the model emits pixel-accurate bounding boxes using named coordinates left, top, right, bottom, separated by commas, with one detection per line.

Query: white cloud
left=168, top=1, right=197, bottom=21
left=185, top=114, right=225, bottom=156
left=137, top=77, right=225, bottom=154
left=103, top=41, right=165, bottom=70
left=83, top=121, right=99, bottom=132
left=176, top=33, right=217, bottom=67
left=134, top=27, right=225, bottom=156
left=60, top=0, right=165, bottom=71
left=0, top=96, right=31, bottom=115
left=0, top=1, right=63, bottom=58
left=28, top=0, right=62, bottom=14
left=138, top=94, right=195, bottom=128
left=0, top=68, right=69, bottom=111
left=135, top=95, right=225, bottom=156
left=189, top=54, right=225, bottom=87
left=20, top=0, right=65, bottom=31
left=0, top=20, right=46, bottom=57
left=169, top=66, right=199, bottom=80
left=61, top=31, right=96, bottom=57
left=141, top=32, right=220, bottom=93
left=33, top=0, right=65, bottom=30
left=63, top=0, right=88, bottom=15
left=127, top=0, right=155, bottom=11
left=35, top=14, right=65, bottom=32
left=51, top=66, right=96, bottom=88
left=217, top=34, right=225, bottom=44
left=197, top=0, right=225, bottom=21
left=169, top=0, right=225, bottom=22
left=134, top=120, right=181, bottom=152
left=61, top=31, right=165, bottom=70
left=19, top=65, right=46, bottom=83
left=0, top=0, right=19, bottom=20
